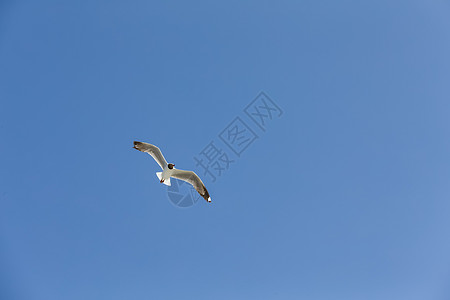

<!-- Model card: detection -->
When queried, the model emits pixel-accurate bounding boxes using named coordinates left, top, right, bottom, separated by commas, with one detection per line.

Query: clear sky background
left=1, top=1, right=450, bottom=299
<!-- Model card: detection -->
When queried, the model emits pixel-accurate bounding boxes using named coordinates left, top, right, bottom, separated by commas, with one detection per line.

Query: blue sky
left=1, top=1, right=450, bottom=299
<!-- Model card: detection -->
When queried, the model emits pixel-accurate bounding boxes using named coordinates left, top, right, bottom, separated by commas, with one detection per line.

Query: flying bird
left=133, top=141, right=211, bottom=203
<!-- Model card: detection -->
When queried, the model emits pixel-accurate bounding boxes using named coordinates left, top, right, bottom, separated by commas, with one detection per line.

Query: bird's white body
left=156, top=166, right=175, bottom=186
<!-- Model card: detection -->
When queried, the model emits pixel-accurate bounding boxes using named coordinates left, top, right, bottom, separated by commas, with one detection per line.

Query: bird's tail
left=156, top=172, right=171, bottom=186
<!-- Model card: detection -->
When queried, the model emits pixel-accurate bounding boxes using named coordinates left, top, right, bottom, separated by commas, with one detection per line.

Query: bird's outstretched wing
left=171, top=169, right=211, bottom=202
left=133, top=141, right=167, bottom=170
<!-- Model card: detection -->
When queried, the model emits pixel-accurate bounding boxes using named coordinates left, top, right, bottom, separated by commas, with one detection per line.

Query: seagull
left=133, top=141, right=212, bottom=203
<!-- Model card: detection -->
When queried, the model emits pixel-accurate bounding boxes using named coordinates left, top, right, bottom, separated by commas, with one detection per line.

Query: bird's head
left=168, top=163, right=175, bottom=169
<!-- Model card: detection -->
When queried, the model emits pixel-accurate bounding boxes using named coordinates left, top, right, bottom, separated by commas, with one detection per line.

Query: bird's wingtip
left=207, top=197, right=212, bottom=203
left=133, top=141, right=142, bottom=151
